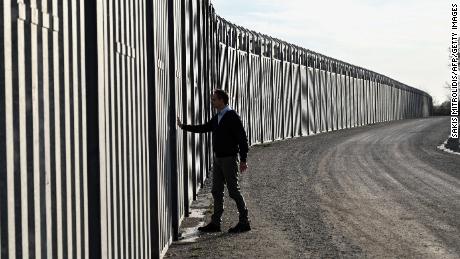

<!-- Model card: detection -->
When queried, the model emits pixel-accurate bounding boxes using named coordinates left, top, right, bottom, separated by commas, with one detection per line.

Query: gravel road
left=165, top=117, right=460, bottom=258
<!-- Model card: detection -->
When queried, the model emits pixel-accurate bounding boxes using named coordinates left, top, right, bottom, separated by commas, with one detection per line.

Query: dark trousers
left=211, top=155, right=249, bottom=225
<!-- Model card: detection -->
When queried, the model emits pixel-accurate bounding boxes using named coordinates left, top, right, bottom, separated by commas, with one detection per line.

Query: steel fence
left=0, top=0, right=433, bottom=258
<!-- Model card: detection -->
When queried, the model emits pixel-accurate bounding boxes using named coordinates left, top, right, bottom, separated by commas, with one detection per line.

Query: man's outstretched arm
left=177, top=115, right=215, bottom=133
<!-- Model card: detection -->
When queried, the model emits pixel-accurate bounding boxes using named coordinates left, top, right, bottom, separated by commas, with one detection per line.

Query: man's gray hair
left=213, top=89, right=229, bottom=105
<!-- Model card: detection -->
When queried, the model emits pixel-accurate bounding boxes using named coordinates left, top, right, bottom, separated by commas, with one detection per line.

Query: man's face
left=211, top=93, right=225, bottom=110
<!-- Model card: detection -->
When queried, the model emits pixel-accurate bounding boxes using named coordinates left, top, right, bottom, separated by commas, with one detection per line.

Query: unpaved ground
left=165, top=117, right=460, bottom=258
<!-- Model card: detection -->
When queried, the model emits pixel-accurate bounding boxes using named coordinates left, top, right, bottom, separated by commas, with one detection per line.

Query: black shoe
left=228, top=222, right=251, bottom=233
left=198, top=222, right=221, bottom=232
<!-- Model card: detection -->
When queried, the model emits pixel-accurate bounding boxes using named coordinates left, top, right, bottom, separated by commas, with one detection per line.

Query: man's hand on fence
left=177, top=116, right=183, bottom=129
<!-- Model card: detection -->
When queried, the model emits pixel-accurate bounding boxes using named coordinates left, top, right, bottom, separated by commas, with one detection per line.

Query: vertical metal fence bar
left=300, top=51, right=308, bottom=136
left=1, top=1, right=14, bottom=258
left=307, top=55, right=316, bottom=135
left=196, top=0, right=204, bottom=189
left=181, top=0, right=192, bottom=217
left=331, top=62, right=337, bottom=131
left=314, top=58, right=321, bottom=133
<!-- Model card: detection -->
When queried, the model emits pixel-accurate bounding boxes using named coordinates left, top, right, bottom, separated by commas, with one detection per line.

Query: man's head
left=211, top=89, right=229, bottom=110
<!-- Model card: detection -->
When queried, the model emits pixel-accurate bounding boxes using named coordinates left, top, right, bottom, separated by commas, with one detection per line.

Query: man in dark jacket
left=177, top=89, right=251, bottom=233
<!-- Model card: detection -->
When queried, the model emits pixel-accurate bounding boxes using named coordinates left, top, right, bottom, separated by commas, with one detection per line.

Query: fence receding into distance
left=0, top=0, right=432, bottom=258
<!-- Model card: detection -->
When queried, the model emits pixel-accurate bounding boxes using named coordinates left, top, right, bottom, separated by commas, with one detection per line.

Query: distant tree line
left=433, top=100, right=451, bottom=116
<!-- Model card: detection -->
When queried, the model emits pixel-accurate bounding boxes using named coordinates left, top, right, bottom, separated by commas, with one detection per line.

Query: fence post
left=167, top=0, right=179, bottom=242
left=84, top=0, right=101, bottom=257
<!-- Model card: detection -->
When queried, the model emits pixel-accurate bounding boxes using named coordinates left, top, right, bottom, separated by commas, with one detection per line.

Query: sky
left=211, top=0, right=455, bottom=105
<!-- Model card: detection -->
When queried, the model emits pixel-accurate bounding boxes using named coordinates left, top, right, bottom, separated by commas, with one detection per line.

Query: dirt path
left=165, top=117, right=460, bottom=258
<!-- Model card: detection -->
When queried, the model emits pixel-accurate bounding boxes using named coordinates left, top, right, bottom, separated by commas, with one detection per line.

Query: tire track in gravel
left=313, top=117, right=460, bottom=258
